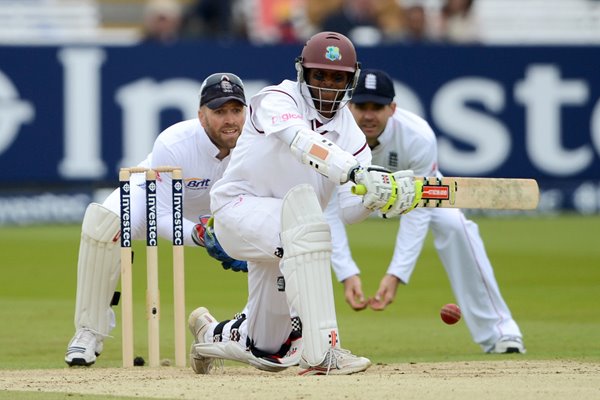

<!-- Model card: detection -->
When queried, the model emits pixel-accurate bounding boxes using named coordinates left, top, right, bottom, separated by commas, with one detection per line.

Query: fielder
left=64, top=72, right=248, bottom=366
left=325, top=69, right=525, bottom=354
left=187, top=32, right=420, bottom=376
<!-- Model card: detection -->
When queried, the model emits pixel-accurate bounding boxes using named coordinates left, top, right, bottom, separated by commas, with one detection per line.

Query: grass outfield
left=0, top=214, right=599, bottom=370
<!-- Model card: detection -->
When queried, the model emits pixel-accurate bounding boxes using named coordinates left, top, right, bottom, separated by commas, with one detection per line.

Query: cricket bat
left=353, top=177, right=539, bottom=210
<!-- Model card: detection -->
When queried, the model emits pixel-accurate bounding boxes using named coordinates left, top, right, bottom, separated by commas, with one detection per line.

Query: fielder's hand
left=192, top=215, right=248, bottom=273
left=343, top=275, right=368, bottom=311
left=369, top=274, right=401, bottom=311
left=352, top=167, right=422, bottom=218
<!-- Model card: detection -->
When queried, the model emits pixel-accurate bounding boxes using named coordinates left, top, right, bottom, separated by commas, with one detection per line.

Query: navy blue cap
left=199, top=73, right=246, bottom=109
left=351, top=69, right=395, bottom=105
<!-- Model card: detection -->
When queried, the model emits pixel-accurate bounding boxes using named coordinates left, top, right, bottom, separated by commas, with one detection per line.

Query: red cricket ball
left=440, top=303, right=461, bottom=325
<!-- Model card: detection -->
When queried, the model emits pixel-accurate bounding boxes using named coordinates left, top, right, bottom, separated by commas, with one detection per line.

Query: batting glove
left=381, top=170, right=422, bottom=218
left=352, top=165, right=398, bottom=212
left=192, top=215, right=248, bottom=273
left=351, top=167, right=422, bottom=218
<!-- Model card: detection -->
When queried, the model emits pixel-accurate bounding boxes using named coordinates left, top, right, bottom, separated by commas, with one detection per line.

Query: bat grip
left=351, top=184, right=367, bottom=195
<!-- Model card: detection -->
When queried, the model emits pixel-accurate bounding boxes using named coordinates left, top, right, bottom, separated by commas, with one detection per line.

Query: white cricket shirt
left=211, top=79, right=371, bottom=222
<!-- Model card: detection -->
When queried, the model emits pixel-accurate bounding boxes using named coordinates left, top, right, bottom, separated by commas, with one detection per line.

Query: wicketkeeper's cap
left=352, top=69, right=395, bottom=105
left=199, top=72, right=246, bottom=109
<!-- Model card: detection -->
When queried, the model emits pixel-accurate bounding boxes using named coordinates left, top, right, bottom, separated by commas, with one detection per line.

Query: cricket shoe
left=190, top=308, right=301, bottom=373
left=488, top=336, right=526, bottom=354
left=65, top=328, right=103, bottom=366
left=188, top=306, right=220, bottom=374
left=299, top=347, right=371, bottom=376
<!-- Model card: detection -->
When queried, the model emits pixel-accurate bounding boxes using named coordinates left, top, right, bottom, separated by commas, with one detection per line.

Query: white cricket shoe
left=298, top=347, right=371, bottom=376
left=488, top=336, right=526, bottom=354
left=65, top=328, right=103, bottom=366
left=188, top=307, right=219, bottom=374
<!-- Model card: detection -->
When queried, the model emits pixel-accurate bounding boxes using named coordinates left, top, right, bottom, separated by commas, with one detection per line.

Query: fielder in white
left=187, top=32, right=420, bottom=376
left=325, top=69, right=525, bottom=354
left=64, top=72, right=248, bottom=366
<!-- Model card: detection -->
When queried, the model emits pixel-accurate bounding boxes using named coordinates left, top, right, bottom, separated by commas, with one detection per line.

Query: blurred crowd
left=141, top=0, right=480, bottom=45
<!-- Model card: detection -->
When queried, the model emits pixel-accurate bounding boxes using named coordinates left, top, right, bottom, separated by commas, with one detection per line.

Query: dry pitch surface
left=1, top=360, right=599, bottom=399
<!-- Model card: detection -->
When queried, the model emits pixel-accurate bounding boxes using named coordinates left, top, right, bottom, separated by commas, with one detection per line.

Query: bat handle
left=351, top=184, right=367, bottom=195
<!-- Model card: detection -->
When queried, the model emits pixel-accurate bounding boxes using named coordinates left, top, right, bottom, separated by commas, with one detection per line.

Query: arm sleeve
left=253, top=91, right=360, bottom=184
left=151, top=140, right=198, bottom=246
left=386, top=208, right=432, bottom=283
left=387, top=115, right=439, bottom=282
left=337, top=182, right=372, bottom=223
left=251, top=89, right=309, bottom=143
left=336, top=134, right=373, bottom=224
left=324, top=193, right=361, bottom=282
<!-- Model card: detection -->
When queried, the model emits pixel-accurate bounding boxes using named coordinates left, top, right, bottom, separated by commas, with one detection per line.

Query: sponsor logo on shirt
left=185, top=178, right=211, bottom=190
left=271, top=113, right=302, bottom=125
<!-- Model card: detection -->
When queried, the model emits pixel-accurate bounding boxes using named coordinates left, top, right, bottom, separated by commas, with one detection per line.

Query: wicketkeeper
left=65, top=72, right=248, bottom=366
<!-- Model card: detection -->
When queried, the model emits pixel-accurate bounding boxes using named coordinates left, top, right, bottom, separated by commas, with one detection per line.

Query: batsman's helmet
left=295, top=32, right=361, bottom=116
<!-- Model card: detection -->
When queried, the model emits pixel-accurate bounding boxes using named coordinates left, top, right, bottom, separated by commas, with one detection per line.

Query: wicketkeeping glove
left=191, top=215, right=248, bottom=272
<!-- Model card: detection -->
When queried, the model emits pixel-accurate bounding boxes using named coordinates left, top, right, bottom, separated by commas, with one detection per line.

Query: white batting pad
left=280, top=184, right=339, bottom=366
left=74, top=203, right=121, bottom=336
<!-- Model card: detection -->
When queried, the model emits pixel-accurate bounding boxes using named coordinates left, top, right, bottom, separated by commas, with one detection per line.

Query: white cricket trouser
left=213, top=195, right=293, bottom=354
left=428, top=209, right=522, bottom=350
left=328, top=203, right=522, bottom=352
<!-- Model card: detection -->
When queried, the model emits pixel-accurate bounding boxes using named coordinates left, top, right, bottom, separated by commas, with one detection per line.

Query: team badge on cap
left=219, top=78, right=233, bottom=93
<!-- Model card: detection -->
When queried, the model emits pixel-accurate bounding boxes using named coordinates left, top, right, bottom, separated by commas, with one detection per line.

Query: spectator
left=240, top=0, right=302, bottom=44
left=320, top=0, right=384, bottom=45
left=179, top=0, right=246, bottom=41
left=375, top=0, right=406, bottom=42
left=320, top=0, right=405, bottom=45
left=297, top=0, right=344, bottom=39
left=433, top=0, right=480, bottom=43
left=402, top=3, right=432, bottom=43
left=141, top=0, right=183, bottom=44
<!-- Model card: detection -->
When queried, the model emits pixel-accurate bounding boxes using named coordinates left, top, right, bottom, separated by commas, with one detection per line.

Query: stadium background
left=0, top=0, right=599, bottom=224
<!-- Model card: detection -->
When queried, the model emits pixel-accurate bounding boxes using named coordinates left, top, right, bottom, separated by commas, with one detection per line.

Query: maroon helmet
left=299, top=31, right=359, bottom=73
left=295, top=32, right=361, bottom=116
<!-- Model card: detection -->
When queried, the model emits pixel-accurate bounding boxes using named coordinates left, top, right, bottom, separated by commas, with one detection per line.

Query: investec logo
left=172, top=179, right=184, bottom=246
left=146, top=181, right=158, bottom=246
left=120, top=181, right=132, bottom=247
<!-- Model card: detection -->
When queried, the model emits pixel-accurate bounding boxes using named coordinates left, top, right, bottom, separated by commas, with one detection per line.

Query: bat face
left=416, top=177, right=539, bottom=210
left=351, top=177, right=539, bottom=210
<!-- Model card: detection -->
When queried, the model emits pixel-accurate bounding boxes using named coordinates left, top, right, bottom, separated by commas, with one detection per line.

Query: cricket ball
left=440, top=303, right=461, bottom=325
